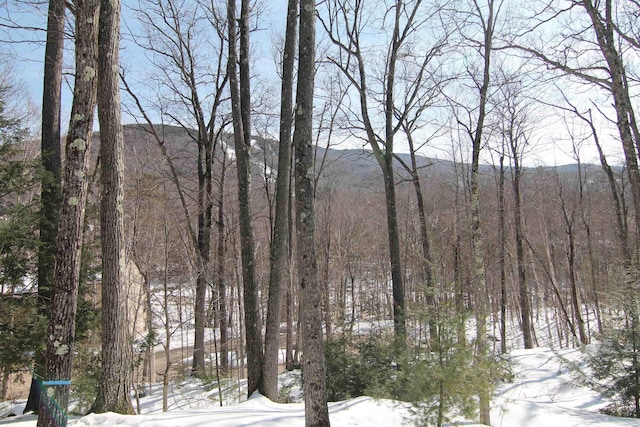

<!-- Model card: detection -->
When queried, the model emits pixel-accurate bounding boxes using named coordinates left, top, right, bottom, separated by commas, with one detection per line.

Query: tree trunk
left=192, top=129, right=213, bottom=375
left=27, top=0, right=65, bottom=414
left=383, top=161, right=406, bottom=343
left=216, top=155, right=229, bottom=373
left=190, top=9, right=220, bottom=376
left=382, top=2, right=406, bottom=345
left=36, top=2, right=99, bottom=426
left=498, top=156, right=507, bottom=354
left=227, top=0, right=262, bottom=396
left=91, top=0, right=134, bottom=414
left=162, top=221, right=172, bottom=412
left=588, top=109, right=630, bottom=261
left=469, top=2, right=495, bottom=424
left=511, top=144, right=534, bottom=349
left=402, top=127, right=437, bottom=345
left=262, top=0, right=298, bottom=401
left=295, top=0, right=330, bottom=424
left=144, top=271, right=155, bottom=393
left=567, top=230, right=587, bottom=345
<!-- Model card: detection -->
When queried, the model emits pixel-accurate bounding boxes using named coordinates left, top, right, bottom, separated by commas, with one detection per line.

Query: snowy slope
left=3, top=346, right=640, bottom=426
left=489, top=347, right=639, bottom=427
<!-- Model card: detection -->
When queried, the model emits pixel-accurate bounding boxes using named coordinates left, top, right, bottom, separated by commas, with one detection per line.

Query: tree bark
left=90, top=0, right=135, bottom=414
left=400, top=125, right=437, bottom=345
left=215, top=154, right=229, bottom=373
left=227, top=0, right=262, bottom=396
left=263, top=0, right=298, bottom=401
left=37, top=0, right=64, bottom=327
left=27, top=0, right=65, bottom=414
left=192, top=120, right=214, bottom=376
left=498, top=155, right=507, bottom=354
left=468, top=1, right=495, bottom=424
left=295, top=0, right=330, bottom=424
left=36, top=2, right=99, bottom=425
left=510, top=135, right=533, bottom=349
left=382, top=1, right=406, bottom=345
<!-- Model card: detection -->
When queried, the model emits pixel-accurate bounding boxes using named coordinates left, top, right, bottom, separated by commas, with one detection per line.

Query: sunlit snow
left=3, top=342, right=640, bottom=426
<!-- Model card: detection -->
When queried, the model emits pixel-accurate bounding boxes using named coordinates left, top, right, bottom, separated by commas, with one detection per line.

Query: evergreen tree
left=0, top=75, right=42, bottom=401
left=37, top=2, right=100, bottom=425
left=573, top=271, right=640, bottom=418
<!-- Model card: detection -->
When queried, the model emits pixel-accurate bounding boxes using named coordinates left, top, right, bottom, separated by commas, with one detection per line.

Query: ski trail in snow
left=491, top=348, right=640, bottom=427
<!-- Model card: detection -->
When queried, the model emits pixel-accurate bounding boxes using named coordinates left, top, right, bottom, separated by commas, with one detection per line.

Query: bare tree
left=37, top=1, right=99, bottom=425
left=555, top=169, right=589, bottom=345
left=510, top=0, right=640, bottom=241
left=125, top=0, right=229, bottom=376
left=263, top=0, right=298, bottom=401
left=321, top=0, right=446, bottom=344
left=227, top=0, right=262, bottom=396
left=89, top=0, right=135, bottom=414
left=392, top=40, right=450, bottom=345
left=448, top=0, right=505, bottom=423
left=295, top=0, right=330, bottom=424
left=493, top=73, right=536, bottom=350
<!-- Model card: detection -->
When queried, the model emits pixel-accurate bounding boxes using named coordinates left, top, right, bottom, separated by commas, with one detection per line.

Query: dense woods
left=1, top=0, right=640, bottom=426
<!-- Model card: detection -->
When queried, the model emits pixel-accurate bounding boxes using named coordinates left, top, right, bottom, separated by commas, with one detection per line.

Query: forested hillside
left=1, top=0, right=639, bottom=426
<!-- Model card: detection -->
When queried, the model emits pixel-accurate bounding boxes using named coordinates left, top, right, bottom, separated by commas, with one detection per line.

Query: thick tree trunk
left=193, top=137, right=213, bottom=375
left=295, top=0, right=330, bottom=424
left=27, top=0, right=65, bottom=414
left=193, top=143, right=213, bottom=375
left=263, top=0, right=298, bottom=401
left=36, top=2, right=99, bottom=426
left=190, top=56, right=216, bottom=378
left=227, top=0, right=262, bottom=396
left=91, top=0, right=134, bottom=414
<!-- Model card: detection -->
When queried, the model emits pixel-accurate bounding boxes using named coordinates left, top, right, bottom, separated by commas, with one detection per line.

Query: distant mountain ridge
left=117, top=123, right=608, bottom=191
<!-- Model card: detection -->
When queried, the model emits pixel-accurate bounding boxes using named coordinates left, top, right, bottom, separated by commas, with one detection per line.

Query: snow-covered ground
left=2, top=345, right=640, bottom=426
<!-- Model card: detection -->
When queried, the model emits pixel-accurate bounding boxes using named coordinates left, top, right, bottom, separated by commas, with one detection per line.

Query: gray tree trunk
left=91, top=0, right=135, bottom=414
left=263, top=0, right=298, bottom=401
left=36, top=2, right=99, bottom=426
left=498, top=156, right=507, bottom=354
left=295, top=0, right=330, bottom=425
left=27, top=0, right=65, bottom=414
left=36, top=0, right=64, bottom=329
left=215, top=155, right=229, bottom=373
left=227, top=0, right=262, bottom=396
left=192, top=117, right=214, bottom=376
left=382, top=1, right=406, bottom=344
left=510, top=138, right=533, bottom=349
left=400, top=126, right=437, bottom=345
left=469, top=1, right=496, bottom=424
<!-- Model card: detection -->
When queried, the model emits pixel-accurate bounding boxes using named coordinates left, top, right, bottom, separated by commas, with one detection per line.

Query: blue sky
left=0, top=0, right=624, bottom=167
